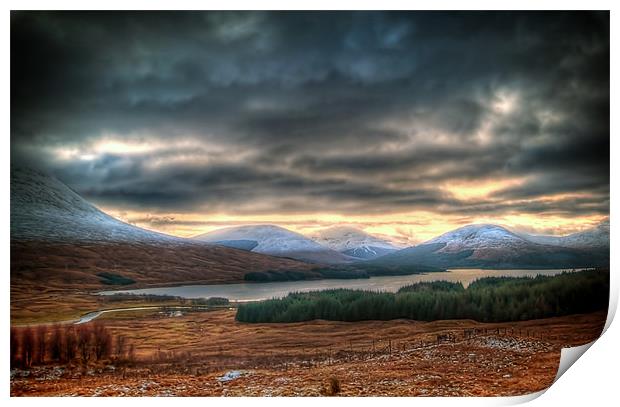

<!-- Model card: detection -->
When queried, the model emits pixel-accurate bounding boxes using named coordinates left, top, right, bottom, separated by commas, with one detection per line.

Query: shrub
left=50, top=324, right=63, bottom=362
left=326, top=377, right=341, bottom=396
left=21, top=327, right=35, bottom=368
left=35, top=325, right=47, bottom=364
left=97, top=272, right=136, bottom=285
left=10, top=328, right=18, bottom=368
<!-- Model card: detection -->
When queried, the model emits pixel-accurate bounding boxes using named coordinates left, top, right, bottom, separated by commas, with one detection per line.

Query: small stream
left=74, top=305, right=213, bottom=324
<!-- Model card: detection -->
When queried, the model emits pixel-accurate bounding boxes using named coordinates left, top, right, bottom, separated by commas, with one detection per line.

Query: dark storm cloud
left=68, top=153, right=454, bottom=214
left=11, top=11, right=609, bottom=217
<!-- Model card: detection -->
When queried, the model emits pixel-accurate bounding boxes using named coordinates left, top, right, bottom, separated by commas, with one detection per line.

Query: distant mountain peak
left=194, top=224, right=353, bottom=264
left=310, top=226, right=399, bottom=260
left=312, top=226, right=399, bottom=250
left=195, top=224, right=325, bottom=252
left=374, top=221, right=608, bottom=269
left=425, top=223, right=527, bottom=251
left=518, top=221, right=609, bottom=249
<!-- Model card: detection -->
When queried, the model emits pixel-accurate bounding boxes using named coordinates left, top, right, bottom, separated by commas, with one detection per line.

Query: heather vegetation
left=236, top=269, right=609, bottom=323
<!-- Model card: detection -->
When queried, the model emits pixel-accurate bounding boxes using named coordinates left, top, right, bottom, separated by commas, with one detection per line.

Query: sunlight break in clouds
left=104, top=205, right=608, bottom=247
left=12, top=12, right=609, bottom=243
left=442, top=177, right=528, bottom=201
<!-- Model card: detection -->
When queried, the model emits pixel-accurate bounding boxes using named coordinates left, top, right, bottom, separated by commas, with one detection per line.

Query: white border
left=2, top=2, right=617, bottom=406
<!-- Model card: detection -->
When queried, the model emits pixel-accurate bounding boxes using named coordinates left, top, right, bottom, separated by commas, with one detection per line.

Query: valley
left=9, top=167, right=611, bottom=397
left=10, top=11, right=610, bottom=399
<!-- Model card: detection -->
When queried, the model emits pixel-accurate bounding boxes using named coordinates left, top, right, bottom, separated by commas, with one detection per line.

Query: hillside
left=10, top=167, right=315, bottom=290
left=11, top=167, right=182, bottom=243
left=310, top=226, right=400, bottom=260
left=372, top=224, right=607, bottom=269
left=519, top=220, right=609, bottom=249
left=194, top=225, right=354, bottom=264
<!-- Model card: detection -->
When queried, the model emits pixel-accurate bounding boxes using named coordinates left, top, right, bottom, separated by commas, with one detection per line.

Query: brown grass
left=10, top=309, right=607, bottom=396
left=10, top=242, right=609, bottom=397
left=11, top=239, right=319, bottom=324
left=11, top=240, right=316, bottom=291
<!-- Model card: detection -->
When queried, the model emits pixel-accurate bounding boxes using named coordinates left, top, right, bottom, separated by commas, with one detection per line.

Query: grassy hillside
left=11, top=241, right=316, bottom=290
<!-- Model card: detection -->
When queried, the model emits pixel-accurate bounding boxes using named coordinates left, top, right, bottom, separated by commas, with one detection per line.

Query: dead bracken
left=10, top=309, right=606, bottom=396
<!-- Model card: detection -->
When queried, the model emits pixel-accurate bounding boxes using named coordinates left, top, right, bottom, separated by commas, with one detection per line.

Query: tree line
left=244, top=263, right=445, bottom=282
left=236, top=269, right=609, bottom=323
left=10, top=322, right=134, bottom=369
left=103, top=293, right=230, bottom=306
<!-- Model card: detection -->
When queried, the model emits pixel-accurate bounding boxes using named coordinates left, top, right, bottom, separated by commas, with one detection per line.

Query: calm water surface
left=99, top=268, right=583, bottom=302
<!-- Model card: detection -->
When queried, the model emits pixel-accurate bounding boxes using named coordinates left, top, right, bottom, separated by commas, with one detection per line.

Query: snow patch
left=311, top=226, right=400, bottom=252
left=195, top=225, right=328, bottom=254
left=519, top=220, right=609, bottom=249
left=11, top=167, right=185, bottom=244
left=218, top=370, right=247, bottom=382
left=424, top=224, right=530, bottom=253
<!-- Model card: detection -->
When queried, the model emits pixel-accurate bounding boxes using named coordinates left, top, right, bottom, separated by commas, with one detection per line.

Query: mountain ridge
left=372, top=223, right=608, bottom=269
left=517, top=220, right=609, bottom=249
left=310, top=226, right=400, bottom=260
left=194, top=224, right=354, bottom=264
left=11, top=166, right=182, bottom=243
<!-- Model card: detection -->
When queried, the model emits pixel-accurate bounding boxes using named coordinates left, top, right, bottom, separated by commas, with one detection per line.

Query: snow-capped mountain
left=195, top=225, right=325, bottom=253
left=194, top=225, right=354, bottom=264
left=373, top=223, right=608, bottom=269
left=10, top=167, right=315, bottom=289
left=519, top=220, right=609, bottom=249
left=11, top=166, right=181, bottom=243
left=425, top=224, right=532, bottom=253
left=310, top=226, right=400, bottom=260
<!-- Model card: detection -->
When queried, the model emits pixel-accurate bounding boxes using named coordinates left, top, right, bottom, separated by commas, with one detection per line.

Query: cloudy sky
left=11, top=11, right=609, bottom=243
